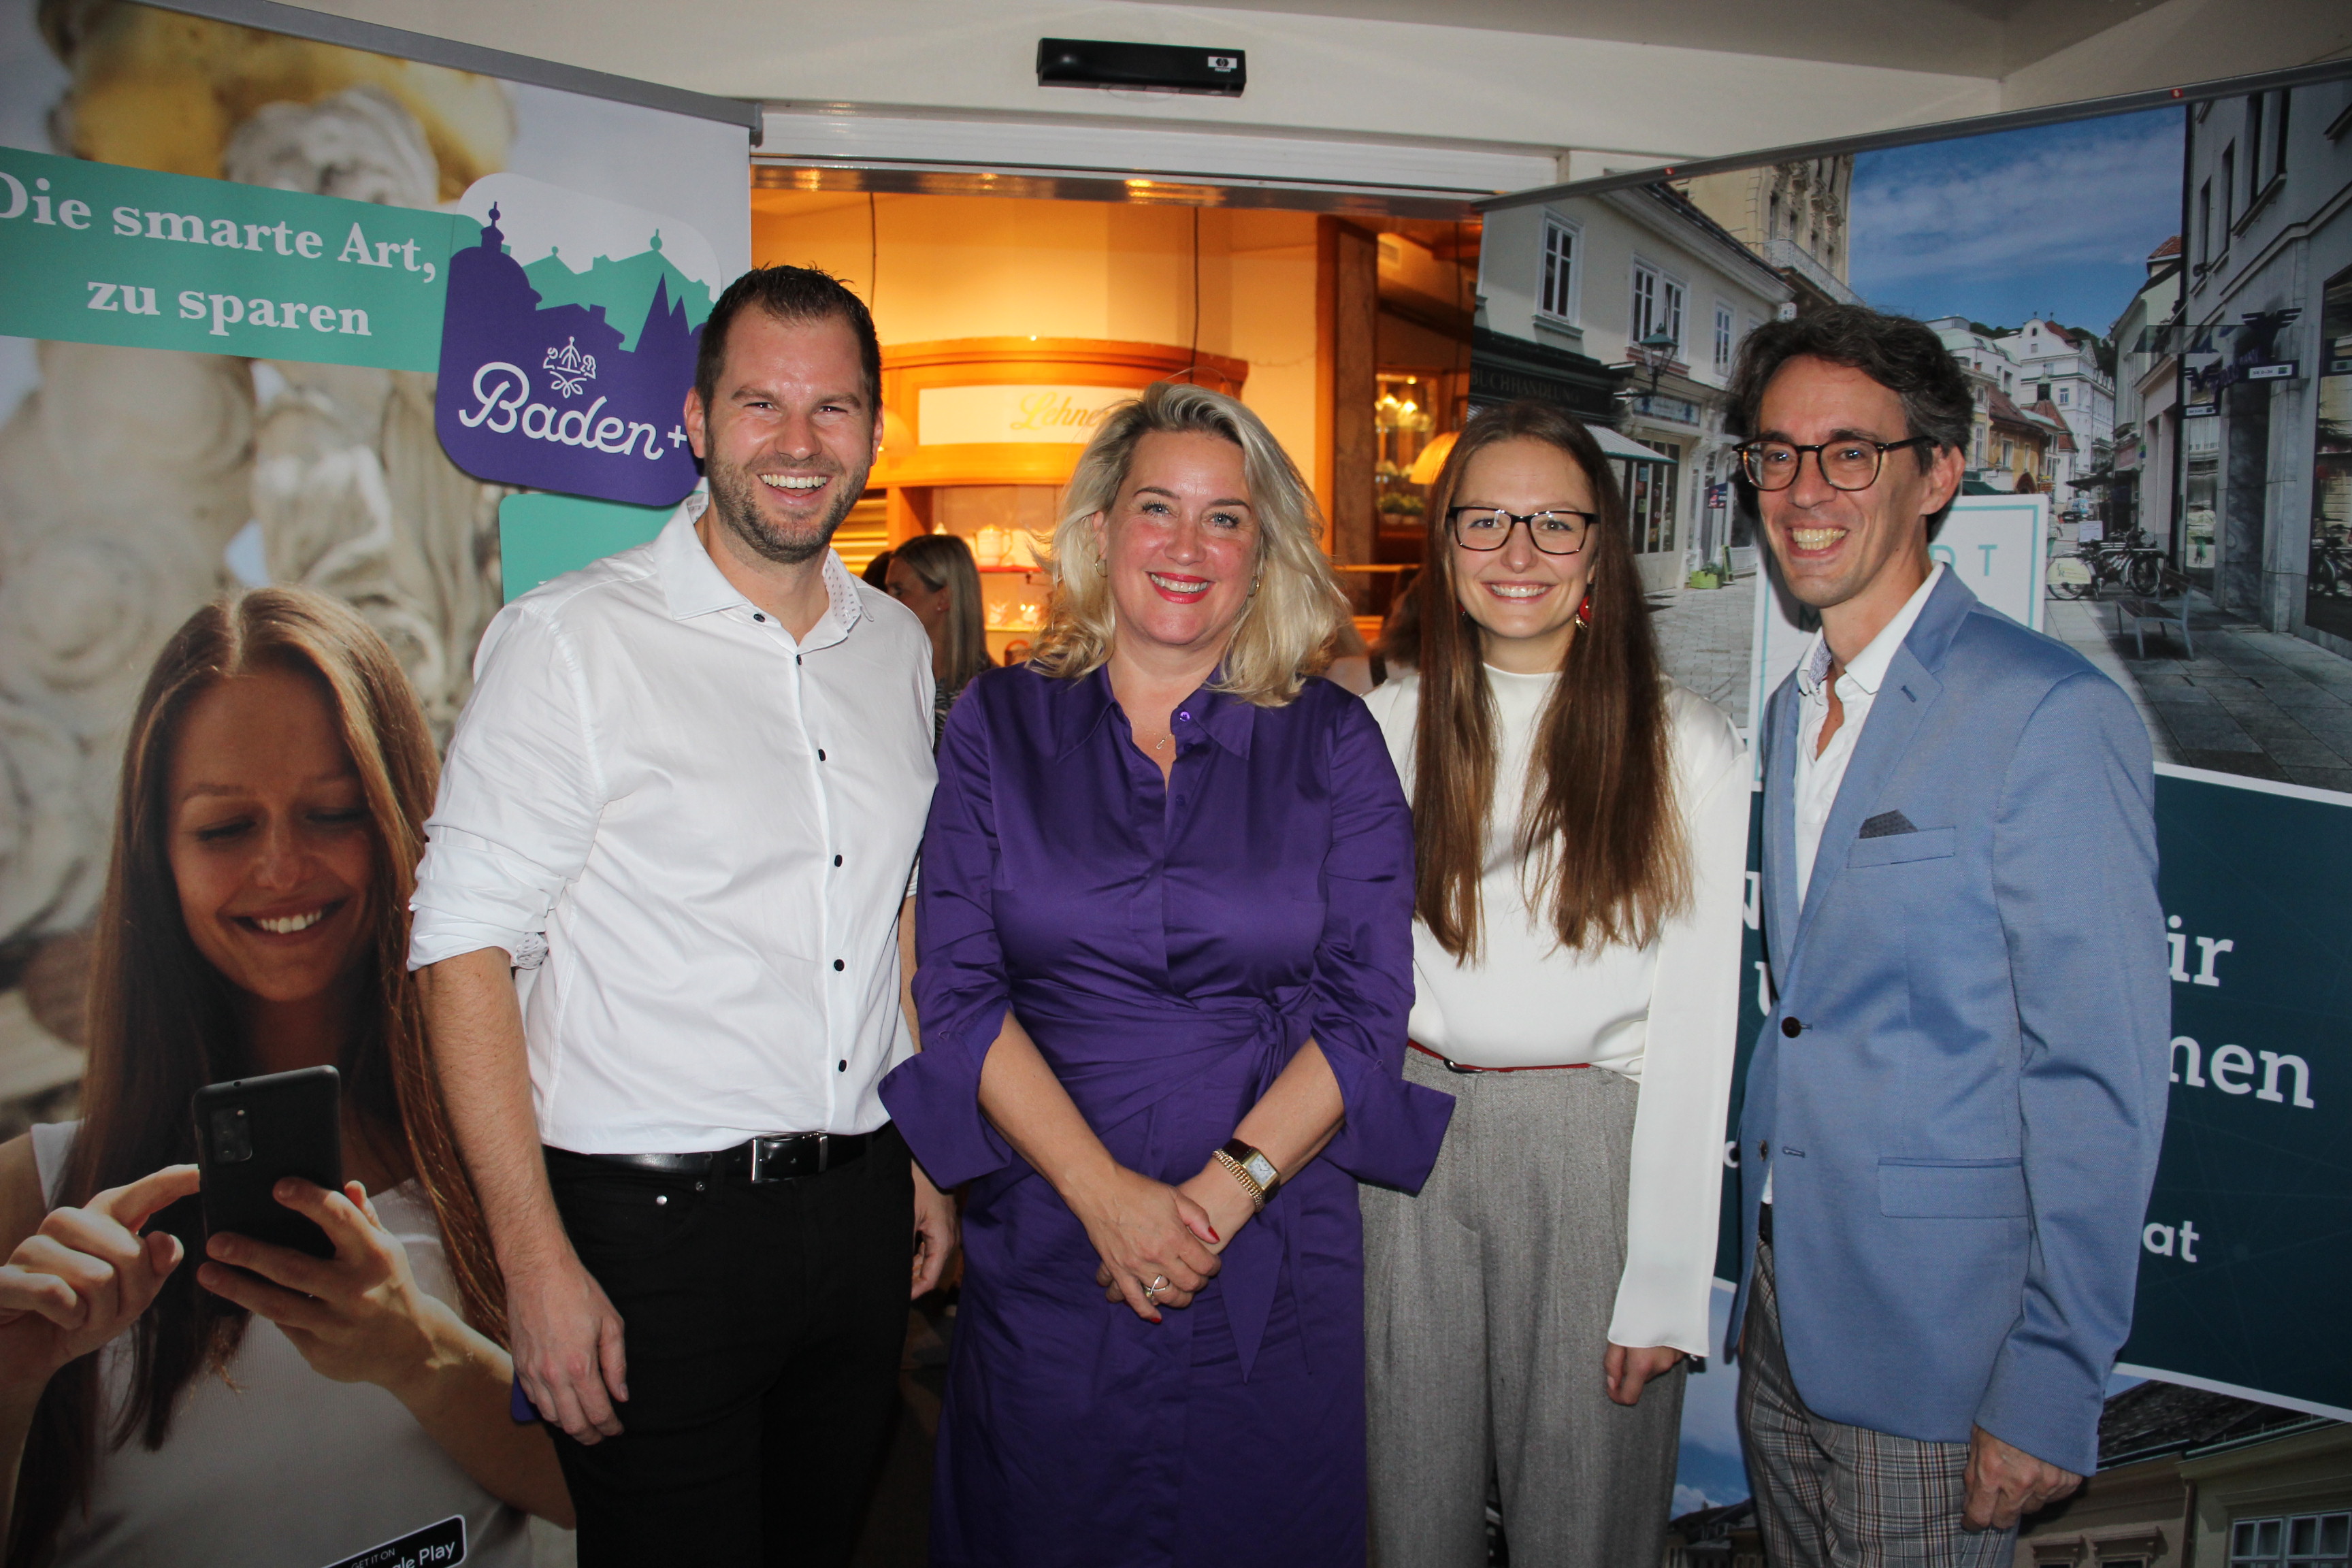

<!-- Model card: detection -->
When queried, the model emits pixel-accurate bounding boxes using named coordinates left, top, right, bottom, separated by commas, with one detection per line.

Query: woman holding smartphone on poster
left=0, top=589, right=570, bottom=1566
left=1360, top=402, right=1748, bottom=1568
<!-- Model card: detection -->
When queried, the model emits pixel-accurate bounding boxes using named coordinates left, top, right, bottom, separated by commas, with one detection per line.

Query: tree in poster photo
left=0, top=589, right=569, bottom=1567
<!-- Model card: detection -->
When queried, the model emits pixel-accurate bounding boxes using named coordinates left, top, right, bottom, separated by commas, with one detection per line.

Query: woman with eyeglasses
left=1360, top=401, right=1748, bottom=1568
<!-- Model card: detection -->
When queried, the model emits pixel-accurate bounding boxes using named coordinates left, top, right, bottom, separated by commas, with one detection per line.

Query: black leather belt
left=558, top=1130, right=876, bottom=1183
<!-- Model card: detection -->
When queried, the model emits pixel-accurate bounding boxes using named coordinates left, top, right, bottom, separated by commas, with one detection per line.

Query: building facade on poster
left=2110, top=240, right=2185, bottom=548
left=2178, top=80, right=2352, bottom=648
left=1479, top=184, right=1788, bottom=589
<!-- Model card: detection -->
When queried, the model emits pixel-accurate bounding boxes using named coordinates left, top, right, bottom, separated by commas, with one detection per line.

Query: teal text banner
left=497, top=492, right=673, bottom=604
left=0, top=146, right=473, bottom=370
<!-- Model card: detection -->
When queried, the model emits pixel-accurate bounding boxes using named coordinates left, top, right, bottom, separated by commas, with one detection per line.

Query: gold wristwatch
left=1213, top=1139, right=1281, bottom=1211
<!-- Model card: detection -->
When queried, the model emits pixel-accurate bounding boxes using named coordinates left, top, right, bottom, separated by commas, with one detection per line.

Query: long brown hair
left=892, top=532, right=993, bottom=693
left=11, top=589, right=504, bottom=1564
left=1409, top=402, right=1688, bottom=961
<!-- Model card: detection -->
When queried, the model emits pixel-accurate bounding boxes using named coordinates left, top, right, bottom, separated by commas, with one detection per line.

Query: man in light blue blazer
left=1726, top=306, right=2170, bottom=1566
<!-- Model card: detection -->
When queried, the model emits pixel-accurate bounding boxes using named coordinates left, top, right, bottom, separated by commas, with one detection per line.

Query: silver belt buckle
left=747, top=1132, right=825, bottom=1182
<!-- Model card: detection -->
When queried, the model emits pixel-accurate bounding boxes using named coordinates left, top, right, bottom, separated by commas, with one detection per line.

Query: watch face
left=1243, top=1152, right=1279, bottom=1189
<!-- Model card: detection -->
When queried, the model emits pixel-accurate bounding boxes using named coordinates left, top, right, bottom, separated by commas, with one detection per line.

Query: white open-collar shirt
left=408, top=492, right=936, bottom=1153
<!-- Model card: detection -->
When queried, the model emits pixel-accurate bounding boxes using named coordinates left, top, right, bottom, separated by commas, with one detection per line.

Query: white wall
left=281, top=0, right=1998, bottom=174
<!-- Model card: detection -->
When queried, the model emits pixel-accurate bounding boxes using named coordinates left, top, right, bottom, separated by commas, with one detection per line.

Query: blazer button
left=1757, top=1141, right=1769, bottom=1161
left=1781, top=1017, right=1803, bottom=1038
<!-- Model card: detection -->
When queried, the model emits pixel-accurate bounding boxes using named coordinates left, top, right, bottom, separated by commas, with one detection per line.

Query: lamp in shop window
left=1407, top=430, right=1457, bottom=487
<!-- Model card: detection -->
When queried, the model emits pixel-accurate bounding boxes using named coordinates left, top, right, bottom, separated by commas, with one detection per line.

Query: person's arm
left=410, top=603, right=621, bottom=1446
left=195, top=1177, right=572, bottom=1524
left=1972, top=669, right=2168, bottom=1519
left=898, top=894, right=959, bottom=1299
left=1605, top=705, right=1751, bottom=1405
left=420, top=949, right=624, bottom=1445
left=978, top=1015, right=1220, bottom=1320
left=0, top=1161, right=200, bottom=1545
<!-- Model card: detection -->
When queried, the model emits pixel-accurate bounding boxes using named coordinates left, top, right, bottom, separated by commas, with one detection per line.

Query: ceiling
left=1147, top=0, right=2173, bottom=78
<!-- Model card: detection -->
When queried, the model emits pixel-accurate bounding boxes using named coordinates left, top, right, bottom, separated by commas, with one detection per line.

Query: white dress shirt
left=1363, top=670, right=1749, bottom=1355
left=1767, top=561, right=1942, bottom=1205
left=408, top=492, right=936, bottom=1153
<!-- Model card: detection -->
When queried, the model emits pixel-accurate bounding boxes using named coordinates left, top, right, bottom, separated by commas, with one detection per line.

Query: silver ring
left=1144, top=1274, right=1169, bottom=1299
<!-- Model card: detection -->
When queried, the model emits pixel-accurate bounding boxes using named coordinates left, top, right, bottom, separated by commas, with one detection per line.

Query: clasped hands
left=1074, top=1162, right=1258, bottom=1322
left=0, top=1169, right=463, bottom=1403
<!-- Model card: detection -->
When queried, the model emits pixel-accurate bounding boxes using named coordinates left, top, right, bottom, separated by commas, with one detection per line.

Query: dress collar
left=1051, top=664, right=1257, bottom=760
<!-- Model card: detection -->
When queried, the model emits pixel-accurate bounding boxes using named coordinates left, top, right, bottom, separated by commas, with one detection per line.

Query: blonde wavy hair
left=1030, top=382, right=1348, bottom=706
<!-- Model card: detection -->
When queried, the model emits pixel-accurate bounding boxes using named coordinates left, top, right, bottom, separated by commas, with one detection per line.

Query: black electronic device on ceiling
left=1035, top=38, right=1247, bottom=97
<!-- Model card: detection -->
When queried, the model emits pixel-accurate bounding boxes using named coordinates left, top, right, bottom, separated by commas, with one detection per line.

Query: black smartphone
left=192, top=1065, right=344, bottom=1262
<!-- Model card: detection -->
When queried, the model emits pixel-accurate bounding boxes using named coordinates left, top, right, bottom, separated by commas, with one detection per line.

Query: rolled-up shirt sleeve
left=1305, top=698, right=1454, bottom=1192
left=408, top=601, right=607, bottom=972
left=881, top=687, right=1015, bottom=1188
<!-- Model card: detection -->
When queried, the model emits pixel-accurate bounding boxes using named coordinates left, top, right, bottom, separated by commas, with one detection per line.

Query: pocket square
left=1859, top=810, right=1918, bottom=839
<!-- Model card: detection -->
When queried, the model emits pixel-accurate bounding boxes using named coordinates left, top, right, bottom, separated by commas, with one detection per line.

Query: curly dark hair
left=1727, top=304, right=1972, bottom=525
left=693, top=264, right=881, bottom=414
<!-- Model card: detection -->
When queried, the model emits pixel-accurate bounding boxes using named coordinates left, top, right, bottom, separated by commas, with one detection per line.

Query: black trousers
left=543, top=1127, right=913, bottom=1567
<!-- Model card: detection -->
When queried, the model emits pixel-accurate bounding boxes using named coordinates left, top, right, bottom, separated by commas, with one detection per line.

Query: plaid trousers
left=1737, top=1238, right=2018, bottom=1568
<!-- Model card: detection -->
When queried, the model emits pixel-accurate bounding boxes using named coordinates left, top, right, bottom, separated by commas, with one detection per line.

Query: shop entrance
left=749, top=176, right=1480, bottom=649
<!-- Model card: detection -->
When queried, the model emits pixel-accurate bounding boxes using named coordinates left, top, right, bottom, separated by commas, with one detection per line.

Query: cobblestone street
left=1650, top=571, right=1759, bottom=730
left=2044, top=591, right=2352, bottom=795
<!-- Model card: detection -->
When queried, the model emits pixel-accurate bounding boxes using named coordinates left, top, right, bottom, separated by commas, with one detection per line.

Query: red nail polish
left=1207, top=1225, right=1220, bottom=1241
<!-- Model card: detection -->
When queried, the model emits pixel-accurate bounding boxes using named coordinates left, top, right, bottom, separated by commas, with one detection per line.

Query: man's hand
left=1963, top=1425, right=2079, bottom=1530
left=911, top=1162, right=958, bottom=1298
left=508, top=1250, right=628, bottom=1445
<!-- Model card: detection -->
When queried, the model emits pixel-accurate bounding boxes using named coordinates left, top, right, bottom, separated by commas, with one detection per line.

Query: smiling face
left=1449, top=436, right=1598, bottom=674
left=1752, top=355, right=1961, bottom=644
left=167, top=666, right=375, bottom=1009
left=686, top=309, right=882, bottom=566
left=1093, top=429, right=1260, bottom=660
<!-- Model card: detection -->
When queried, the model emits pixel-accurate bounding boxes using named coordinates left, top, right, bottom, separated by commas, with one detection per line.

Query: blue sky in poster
left=1849, top=108, right=2184, bottom=338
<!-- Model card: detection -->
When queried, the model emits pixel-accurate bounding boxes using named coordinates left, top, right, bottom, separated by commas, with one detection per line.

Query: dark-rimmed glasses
left=1446, top=506, right=1594, bottom=555
left=1736, top=436, right=1935, bottom=493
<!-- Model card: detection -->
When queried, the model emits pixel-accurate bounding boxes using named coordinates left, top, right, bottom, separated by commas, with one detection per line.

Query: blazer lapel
left=1763, top=680, right=1803, bottom=981
left=1791, top=574, right=1977, bottom=947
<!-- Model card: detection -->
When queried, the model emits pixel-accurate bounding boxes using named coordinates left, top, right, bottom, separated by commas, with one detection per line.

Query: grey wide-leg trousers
left=1364, top=1049, right=1684, bottom=1568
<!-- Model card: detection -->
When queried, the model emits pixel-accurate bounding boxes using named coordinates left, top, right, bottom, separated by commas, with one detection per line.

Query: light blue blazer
left=1733, top=570, right=2169, bottom=1477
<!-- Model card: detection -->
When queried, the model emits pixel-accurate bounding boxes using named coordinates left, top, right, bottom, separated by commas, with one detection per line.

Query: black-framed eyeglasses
left=1736, top=436, right=1936, bottom=493
left=1446, top=506, right=1595, bottom=555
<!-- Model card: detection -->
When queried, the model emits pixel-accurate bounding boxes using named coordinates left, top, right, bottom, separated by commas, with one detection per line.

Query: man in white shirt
left=412, top=266, right=956, bottom=1565
left=1727, top=306, right=2167, bottom=1567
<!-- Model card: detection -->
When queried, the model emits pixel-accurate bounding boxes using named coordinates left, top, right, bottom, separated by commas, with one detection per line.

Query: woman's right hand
left=0, top=1166, right=199, bottom=1396
left=1066, top=1165, right=1220, bottom=1321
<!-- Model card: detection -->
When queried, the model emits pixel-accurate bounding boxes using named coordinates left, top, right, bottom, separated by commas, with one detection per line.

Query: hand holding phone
left=192, top=1066, right=343, bottom=1262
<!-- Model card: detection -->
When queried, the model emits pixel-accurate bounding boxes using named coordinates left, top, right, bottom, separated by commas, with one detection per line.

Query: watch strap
left=1216, top=1139, right=1281, bottom=1209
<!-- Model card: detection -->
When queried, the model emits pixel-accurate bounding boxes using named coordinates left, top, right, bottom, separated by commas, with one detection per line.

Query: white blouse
left=1362, top=668, right=1749, bottom=1355
left=31, top=1122, right=533, bottom=1568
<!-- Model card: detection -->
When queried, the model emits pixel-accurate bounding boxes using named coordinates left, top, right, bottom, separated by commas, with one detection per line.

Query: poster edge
left=2110, top=1363, right=2352, bottom=1425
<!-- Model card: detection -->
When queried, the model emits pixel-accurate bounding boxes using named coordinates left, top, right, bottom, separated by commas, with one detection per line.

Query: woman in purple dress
left=881, top=383, right=1453, bottom=1567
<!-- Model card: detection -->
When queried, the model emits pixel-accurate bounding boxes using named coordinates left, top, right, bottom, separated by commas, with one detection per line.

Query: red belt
left=1409, top=1040, right=1592, bottom=1075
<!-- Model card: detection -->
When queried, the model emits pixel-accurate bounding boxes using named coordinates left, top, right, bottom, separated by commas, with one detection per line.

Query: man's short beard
left=706, top=455, right=861, bottom=566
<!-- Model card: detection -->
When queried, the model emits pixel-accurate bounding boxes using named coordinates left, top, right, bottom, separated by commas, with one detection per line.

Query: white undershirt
left=1364, top=669, right=1749, bottom=1354
left=1767, top=563, right=1943, bottom=1206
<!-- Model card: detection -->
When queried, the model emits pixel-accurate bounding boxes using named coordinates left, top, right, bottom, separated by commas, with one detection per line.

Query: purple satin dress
left=881, top=663, right=1453, bottom=1568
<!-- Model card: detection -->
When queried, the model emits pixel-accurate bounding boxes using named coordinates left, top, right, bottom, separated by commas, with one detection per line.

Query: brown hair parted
left=892, top=532, right=993, bottom=694
left=1727, top=304, right=1973, bottom=527
left=1409, top=401, right=1688, bottom=962
left=1032, top=381, right=1348, bottom=706
left=10, top=589, right=503, bottom=1566
left=693, top=264, right=882, bottom=414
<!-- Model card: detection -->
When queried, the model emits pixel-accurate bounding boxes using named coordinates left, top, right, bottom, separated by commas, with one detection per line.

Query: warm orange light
left=1407, top=430, right=1457, bottom=487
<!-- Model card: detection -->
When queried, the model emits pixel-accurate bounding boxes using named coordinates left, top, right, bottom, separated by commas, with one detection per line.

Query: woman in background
left=883, top=382, right=1451, bottom=1567
left=1361, top=402, right=1746, bottom=1568
left=0, top=588, right=570, bottom=1567
left=862, top=547, right=896, bottom=591
left=887, top=532, right=994, bottom=740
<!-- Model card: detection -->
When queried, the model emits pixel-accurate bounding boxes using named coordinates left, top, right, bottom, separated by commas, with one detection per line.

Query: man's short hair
left=693, top=265, right=882, bottom=417
left=1727, top=305, right=1972, bottom=523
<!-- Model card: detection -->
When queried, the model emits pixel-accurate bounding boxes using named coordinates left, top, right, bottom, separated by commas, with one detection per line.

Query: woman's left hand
left=197, top=1179, right=459, bottom=1396
left=1604, top=1342, right=1688, bottom=1407
left=1094, top=1162, right=1260, bottom=1305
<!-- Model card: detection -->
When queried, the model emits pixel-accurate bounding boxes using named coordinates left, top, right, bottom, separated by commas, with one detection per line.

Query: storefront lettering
left=1010, top=391, right=1111, bottom=434
left=457, top=361, right=664, bottom=459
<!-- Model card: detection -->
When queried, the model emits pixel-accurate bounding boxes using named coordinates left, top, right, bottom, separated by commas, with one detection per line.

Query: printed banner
left=435, top=175, right=717, bottom=506
left=0, top=144, right=469, bottom=369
